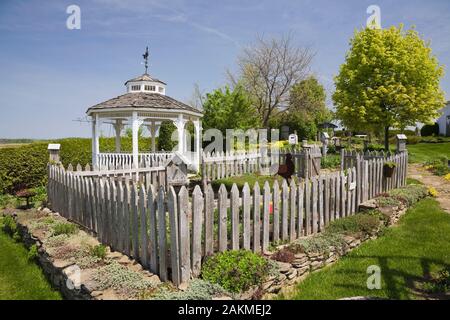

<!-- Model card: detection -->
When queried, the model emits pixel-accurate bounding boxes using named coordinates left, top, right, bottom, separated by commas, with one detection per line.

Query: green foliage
left=388, top=184, right=428, bottom=206
left=0, top=137, right=152, bottom=195
left=149, top=279, right=229, bottom=300
left=52, top=222, right=78, bottom=236
left=326, top=213, right=381, bottom=236
left=93, top=261, right=156, bottom=296
left=201, top=250, right=271, bottom=293
left=202, top=85, right=260, bottom=133
left=425, top=156, right=449, bottom=176
left=90, top=244, right=107, bottom=259
left=321, top=154, right=341, bottom=169
left=27, top=244, right=39, bottom=261
left=420, top=123, right=440, bottom=137
left=289, top=232, right=346, bottom=255
left=1, top=215, right=17, bottom=236
left=158, top=121, right=177, bottom=151
left=375, top=195, right=402, bottom=207
left=384, top=161, right=397, bottom=168
left=333, top=25, right=445, bottom=147
left=277, top=76, right=330, bottom=140
left=365, top=143, right=385, bottom=152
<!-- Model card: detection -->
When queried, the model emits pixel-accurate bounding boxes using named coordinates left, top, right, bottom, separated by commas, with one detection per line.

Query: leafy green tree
left=333, top=25, right=445, bottom=150
left=277, top=76, right=331, bottom=139
left=158, top=121, right=177, bottom=151
left=202, top=86, right=260, bottom=133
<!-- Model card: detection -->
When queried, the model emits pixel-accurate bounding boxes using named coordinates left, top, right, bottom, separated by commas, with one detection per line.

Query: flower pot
left=383, top=165, right=395, bottom=178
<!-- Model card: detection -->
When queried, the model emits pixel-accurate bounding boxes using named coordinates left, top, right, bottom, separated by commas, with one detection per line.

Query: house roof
left=86, top=92, right=202, bottom=115
left=124, top=73, right=166, bottom=85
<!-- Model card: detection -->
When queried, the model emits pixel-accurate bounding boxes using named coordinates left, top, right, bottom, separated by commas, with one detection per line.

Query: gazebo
left=86, top=51, right=203, bottom=171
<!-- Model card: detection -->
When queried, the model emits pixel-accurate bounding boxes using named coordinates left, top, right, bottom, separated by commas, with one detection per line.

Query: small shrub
left=93, top=262, right=156, bottom=296
left=90, top=244, right=107, bottom=259
left=12, top=231, right=21, bottom=242
left=2, top=215, right=17, bottom=235
left=149, top=279, right=229, bottom=300
left=388, top=185, right=428, bottom=206
left=44, top=234, right=69, bottom=248
left=28, top=244, right=39, bottom=261
left=365, top=143, right=385, bottom=152
left=420, top=123, right=439, bottom=137
left=428, top=187, right=438, bottom=198
left=271, top=247, right=295, bottom=263
left=321, top=155, right=341, bottom=169
left=52, top=222, right=78, bottom=236
left=326, top=213, right=381, bottom=236
left=443, top=173, right=450, bottom=182
left=289, top=232, right=346, bottom=255
left=375, top=195, right=402, bottom=207
left=201, top=250, right=271, bottom=293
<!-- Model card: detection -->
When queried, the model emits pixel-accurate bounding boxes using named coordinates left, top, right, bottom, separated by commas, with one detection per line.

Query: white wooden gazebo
left=86, top=64, right=203, bottom=171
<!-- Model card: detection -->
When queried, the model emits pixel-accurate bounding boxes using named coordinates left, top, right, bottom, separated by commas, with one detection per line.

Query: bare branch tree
left=228, top=33, right=315, bottom=126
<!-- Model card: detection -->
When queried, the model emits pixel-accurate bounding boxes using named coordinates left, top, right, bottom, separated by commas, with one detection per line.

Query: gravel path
left=408, top=164, right=450, bottom=213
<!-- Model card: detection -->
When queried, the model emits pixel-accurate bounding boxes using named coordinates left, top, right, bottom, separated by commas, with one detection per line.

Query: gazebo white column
left=92, top=114, right=100, bottom=168
left=193, top=119, right=202, bottom=172
left=174, top=115, right=187, bottom=154
left=131, top=112, right=143, bottom=169
left=147, top=121, right=159, bottom=153
left=113, top=120, right=124, bottom=153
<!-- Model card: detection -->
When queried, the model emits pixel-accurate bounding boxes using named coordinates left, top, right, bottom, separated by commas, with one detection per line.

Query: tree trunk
left=384, top=125, right=390, bottom=151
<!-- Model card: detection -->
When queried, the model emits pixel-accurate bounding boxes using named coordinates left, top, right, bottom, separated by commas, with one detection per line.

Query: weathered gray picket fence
left=275, top=146, right=322, bottom=178
left=47, top=152, right=407, bottom=286
left=202, top=151, right=261, bottom=181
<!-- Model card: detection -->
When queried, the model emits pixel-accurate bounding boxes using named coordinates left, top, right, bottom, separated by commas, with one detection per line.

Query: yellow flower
left=428, top=187, right=438, bottom=197
left=444, top=173, right=450, bottom=182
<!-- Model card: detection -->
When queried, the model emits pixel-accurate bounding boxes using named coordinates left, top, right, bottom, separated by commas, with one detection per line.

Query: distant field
left=407, top=142, right=450, bottom=163
left=0, top=143, right=30, bottom=149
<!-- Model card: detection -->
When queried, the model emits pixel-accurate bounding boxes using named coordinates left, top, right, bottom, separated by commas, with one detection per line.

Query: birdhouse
left=288, top=133, right=298, bottom=145
left=396, top=134, right=407, bottom=153
left=48, top=144, right=61, bottom=163
left=165, top=153, right=188, bottom=187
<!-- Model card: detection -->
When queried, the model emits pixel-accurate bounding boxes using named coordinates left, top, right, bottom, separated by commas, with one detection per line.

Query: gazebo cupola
left=86, top=47, right=203, bottom=171
left=125, top=73, right=167, bottom=95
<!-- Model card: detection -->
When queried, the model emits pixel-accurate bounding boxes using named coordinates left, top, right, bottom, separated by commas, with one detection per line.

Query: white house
left=437, top=101, right=450, bottom=136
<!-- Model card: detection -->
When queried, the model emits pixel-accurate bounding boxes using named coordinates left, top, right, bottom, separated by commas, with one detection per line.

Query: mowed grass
left=0, top=224, right=62, bottom=300
left=211, top=174, right=300, bottom=191
left=407, top=142, right=450, bottom=163
left=282, top=198, right=450, bottom=300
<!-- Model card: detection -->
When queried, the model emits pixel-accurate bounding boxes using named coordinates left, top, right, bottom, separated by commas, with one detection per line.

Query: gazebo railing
left=97, top=152, right=174, bottom=170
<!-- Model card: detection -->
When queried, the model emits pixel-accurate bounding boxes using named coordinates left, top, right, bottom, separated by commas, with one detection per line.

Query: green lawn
left=211, top=173, right=297, bottom=191
left=407, top=142, right=450, bottom=163
left=0, top=225, right=62, bottom=300
left=282, top=198, right=450, bottom=300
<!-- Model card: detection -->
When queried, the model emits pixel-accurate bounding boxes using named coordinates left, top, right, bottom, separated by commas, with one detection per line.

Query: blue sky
left=0, top=0, right=449, bottom=139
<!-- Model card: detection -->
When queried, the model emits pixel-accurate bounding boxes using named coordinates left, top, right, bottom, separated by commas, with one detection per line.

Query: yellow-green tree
left=333, top=25, right=445, bottom=150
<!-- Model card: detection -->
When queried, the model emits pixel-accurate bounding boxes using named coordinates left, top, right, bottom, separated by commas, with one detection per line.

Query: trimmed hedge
left=0, top=137, right=152, bottom=194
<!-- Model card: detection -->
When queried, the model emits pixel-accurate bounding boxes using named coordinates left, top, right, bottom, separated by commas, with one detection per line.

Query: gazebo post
left=113, top=120, right=123, bottom=153
left=131, top=112, right=141, bottom=169
left=194, top=119, right=202, bottom=172
left=92, top=114, right=100, bottom=168
left=148, top=121, right=158, bottom=153
left=175, top=115, right=186, bottom=154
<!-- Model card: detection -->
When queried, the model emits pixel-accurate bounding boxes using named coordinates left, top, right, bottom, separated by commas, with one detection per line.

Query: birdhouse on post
left=48, top=144, right=61, bottom=164
left=165, top=153, right=189, bottom=188
left=396, top=134, right=407, bottom=153
left=288, top=133, right=298, bottom=145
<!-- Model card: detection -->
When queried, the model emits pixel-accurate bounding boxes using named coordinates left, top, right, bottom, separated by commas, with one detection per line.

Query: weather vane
left=143, top=46, right=149, bottom=74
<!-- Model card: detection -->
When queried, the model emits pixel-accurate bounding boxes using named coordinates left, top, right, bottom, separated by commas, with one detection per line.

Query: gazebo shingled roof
left=86, top=92, right=202, bottom=115
left=124, top=73, right=167, bottom=85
